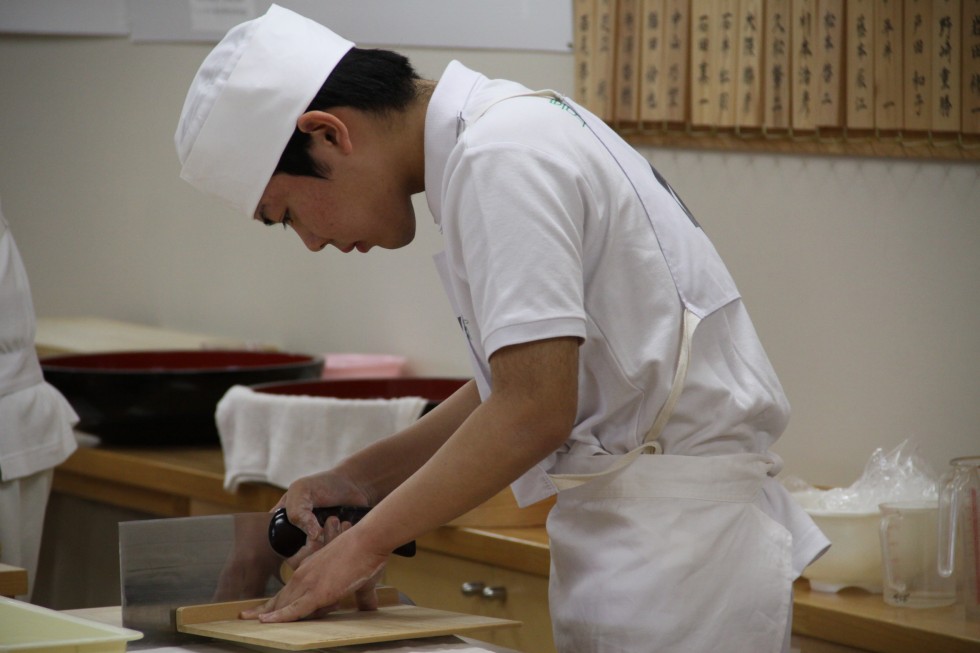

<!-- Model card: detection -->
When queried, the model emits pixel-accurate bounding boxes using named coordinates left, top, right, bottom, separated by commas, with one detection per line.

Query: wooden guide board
left=176, top=594, right=520, bottom=651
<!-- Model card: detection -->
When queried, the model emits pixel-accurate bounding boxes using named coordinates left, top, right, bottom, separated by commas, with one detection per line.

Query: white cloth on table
left=216, top=385, right=427, bottom=491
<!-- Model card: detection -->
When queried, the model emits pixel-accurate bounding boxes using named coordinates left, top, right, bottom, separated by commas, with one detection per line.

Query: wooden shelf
left=617, top=124, right=980, bottom=161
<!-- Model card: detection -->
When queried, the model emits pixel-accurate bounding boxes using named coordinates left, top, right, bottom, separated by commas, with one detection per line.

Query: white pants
left=0, top=468, right=53, bottom=600
left=547, top=453, right=794, bottom=653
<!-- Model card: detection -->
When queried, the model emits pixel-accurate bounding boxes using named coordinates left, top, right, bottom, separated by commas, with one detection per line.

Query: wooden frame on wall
left=575, top=0, right=980, bottom=161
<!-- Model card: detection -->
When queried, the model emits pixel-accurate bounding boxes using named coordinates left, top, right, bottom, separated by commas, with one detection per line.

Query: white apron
left=542, top=93, right=793, bottom=653
left=547, top=308, right=792, bottom=653
left=434, top=89, right=796, bottom=652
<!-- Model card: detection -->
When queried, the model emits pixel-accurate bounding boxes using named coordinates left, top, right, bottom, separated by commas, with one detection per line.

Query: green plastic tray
left=0, top=596, right=142, bottom=653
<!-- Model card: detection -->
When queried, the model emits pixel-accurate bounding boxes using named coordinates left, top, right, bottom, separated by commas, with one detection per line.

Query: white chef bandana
left=175, top=4, right=354, bottom=217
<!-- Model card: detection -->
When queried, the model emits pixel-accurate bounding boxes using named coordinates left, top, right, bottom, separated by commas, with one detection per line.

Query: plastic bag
left=784, top=438, right=939, bottom=512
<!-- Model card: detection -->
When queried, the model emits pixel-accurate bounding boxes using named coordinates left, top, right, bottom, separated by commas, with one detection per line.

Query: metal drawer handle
left=481, top=585, right=507, bottom=600
left=460, top=581, right=485, bottom=596
left=461, top=581, right=507, bottom=600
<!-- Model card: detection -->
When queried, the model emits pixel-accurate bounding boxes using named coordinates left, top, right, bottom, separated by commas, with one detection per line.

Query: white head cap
left=175, top=4, right=354, bottom=217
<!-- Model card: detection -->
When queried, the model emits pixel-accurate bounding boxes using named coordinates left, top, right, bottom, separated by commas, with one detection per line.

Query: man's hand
left=240, top=524, right=387, bottom=622
left=271, top=469, right=372, bottom=566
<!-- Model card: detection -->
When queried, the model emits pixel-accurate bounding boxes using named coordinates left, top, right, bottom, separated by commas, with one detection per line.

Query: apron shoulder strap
left=642, top=308, right=701, bottom=445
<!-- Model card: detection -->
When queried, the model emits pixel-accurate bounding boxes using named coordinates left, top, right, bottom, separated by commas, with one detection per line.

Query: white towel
left=216, top=385, right=427, bottom=492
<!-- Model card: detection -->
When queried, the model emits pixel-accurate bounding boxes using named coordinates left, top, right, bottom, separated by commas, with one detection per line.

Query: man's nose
left=296, top=226, right=327, bottom=251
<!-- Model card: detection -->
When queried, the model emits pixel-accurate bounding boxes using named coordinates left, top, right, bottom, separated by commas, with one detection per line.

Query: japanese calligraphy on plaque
left=932, top=0, right=962, bottom=132
left=594, top=0, right=618, bottom=120
left=965, top=0, right=980, bottom=134
left=815, top=0, right=843, bottom=127
left=690, top=0, right=716, bottom=126
left=573, top=0, right=595, bottom=114
left=736, top=0, right=763, bottom=127
left=663, top=0, right=690, bottom=122
left=763, top=0, right=790, bottom=128
left=639, top=0, right=666, bottom=123
left=791, top=0, right=817, bottom=129
left=847, top=0, right=875, bottom=129
left=616, top=0, right=642, bottom=122
left=715, top=0, right=738, bottom=127
left=875, top=0, right=904, bottom=129
left=904, top=0, right=932, bottom=130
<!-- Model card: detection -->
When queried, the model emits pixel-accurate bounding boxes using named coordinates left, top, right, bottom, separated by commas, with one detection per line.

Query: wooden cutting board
left=175, top=588, right=520, bottom=651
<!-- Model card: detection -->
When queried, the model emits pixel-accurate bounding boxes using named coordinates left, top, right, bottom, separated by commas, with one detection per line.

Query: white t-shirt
left=0, top=203, right=78, bottom=482
left=425, top=62, right=790, bottom=504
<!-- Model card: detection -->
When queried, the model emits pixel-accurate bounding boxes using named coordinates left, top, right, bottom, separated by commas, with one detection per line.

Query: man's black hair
left=275, top=48, right=421, bottom=179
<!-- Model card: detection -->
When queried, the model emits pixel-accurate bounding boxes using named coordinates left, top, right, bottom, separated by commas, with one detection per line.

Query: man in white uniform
left=175, top=6, right=828, bottom=651
left=0, top=197, right=79, bottom=600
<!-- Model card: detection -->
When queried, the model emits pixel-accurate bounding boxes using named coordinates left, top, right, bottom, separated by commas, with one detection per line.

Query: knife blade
left=119, top=511, right=283, bottom=648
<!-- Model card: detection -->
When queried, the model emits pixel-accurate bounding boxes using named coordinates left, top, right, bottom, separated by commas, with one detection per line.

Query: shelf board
left=615, top=124, right=980, bottom=161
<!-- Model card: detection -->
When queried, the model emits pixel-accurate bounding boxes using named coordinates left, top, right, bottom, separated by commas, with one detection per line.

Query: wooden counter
left=52, top=444, right=980, bottom=653
left=792, top=583, right=980, bottom=653
left=0, top=564, right=28, bottom=598
left=53, top=441, right=284, bottom=517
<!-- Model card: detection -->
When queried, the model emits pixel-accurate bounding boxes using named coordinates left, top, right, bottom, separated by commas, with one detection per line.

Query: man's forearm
left=349, top=337, right=579, bottom=555
left=333, top=379, right=482, bottom=505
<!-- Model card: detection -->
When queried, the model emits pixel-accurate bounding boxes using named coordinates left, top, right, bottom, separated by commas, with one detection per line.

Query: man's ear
left=297, top=111, right=352, bottom=154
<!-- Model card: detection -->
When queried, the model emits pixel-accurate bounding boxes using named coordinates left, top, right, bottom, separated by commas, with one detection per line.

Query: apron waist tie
left=550, top=309, right=700, bottom=492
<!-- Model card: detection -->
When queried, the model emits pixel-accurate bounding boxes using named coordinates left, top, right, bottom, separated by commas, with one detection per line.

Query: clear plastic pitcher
left=879, top=501, right=955, bottom=608
left=938, top=455, right=980, bottom=621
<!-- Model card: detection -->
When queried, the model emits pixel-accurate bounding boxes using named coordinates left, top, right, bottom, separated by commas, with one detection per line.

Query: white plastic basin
left=802, top=509, right=883, bottom=592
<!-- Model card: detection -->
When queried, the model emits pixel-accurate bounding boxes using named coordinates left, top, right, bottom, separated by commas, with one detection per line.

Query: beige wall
left=1, top=35, right=977, bottom=488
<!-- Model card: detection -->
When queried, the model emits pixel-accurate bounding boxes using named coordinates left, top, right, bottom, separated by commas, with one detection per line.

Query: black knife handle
left=268, top=506, right=416, bottom=558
